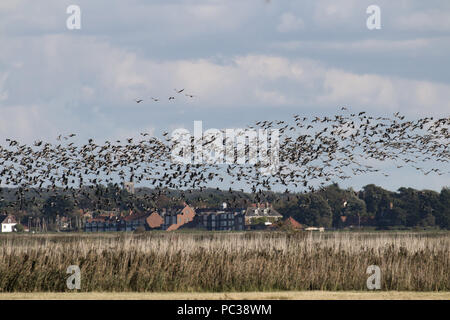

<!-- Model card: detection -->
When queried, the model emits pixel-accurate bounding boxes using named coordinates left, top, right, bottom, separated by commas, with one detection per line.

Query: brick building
left=162, top=204, right=196, bottom=231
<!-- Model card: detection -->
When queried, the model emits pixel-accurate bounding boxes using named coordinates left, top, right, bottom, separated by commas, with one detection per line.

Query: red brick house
left=163, top=204, right=196, bottom=231
left=146, top=212, right=164, bottom=229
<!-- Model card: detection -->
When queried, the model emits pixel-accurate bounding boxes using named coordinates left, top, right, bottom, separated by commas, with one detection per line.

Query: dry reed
left=0, top=232, right=448, bottom=292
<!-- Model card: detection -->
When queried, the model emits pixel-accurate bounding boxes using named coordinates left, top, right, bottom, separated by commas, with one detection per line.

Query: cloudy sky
left=0, top=0, right=449, bottom=191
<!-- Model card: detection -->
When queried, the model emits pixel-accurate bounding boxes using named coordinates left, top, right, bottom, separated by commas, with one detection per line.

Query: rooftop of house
left=160, top=204, right=194, bottom=216
left=146, top=212, right=164, bottom=229
left=87, top=217, right=114, bottom=223
left=245, top=206, right=282, bottom=217
left=0, top=215, right=17, bottom=224
left=195, top=207, right=246, bottom=215
left=249, top=202, right=272, bottom=209
left=283, top=217, right=303, bottom=229
left=122, top=211, right=151, bottom=222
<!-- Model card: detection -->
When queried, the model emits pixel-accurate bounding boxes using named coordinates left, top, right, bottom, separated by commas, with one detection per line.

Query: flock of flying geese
left=0, top=97, right=449, bottom=206
left=134, top=88, right=195, bottom=104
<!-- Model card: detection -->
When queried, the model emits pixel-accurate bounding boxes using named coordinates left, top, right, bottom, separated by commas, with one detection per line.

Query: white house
left=0, top=215, right=17, bottom=233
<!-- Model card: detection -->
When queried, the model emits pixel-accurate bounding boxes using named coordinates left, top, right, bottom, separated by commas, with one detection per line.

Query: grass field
left=1, top=291, right=449, bottom=300
left=0, top=231, right=449, bottom=293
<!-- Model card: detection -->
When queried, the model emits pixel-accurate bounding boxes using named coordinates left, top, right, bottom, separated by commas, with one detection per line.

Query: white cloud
left=277, top=13, right=304, bottom=32
left=395, top=10, right=450, bottom=32
left=0, top=104, right=56, bottom=142
left=1, top=32, right=449, bottom=133
left=0, top=1, right=449, bottom=145
left=320, top=68, right=450, bottom=115
left=253, top=88, right=290, bottom=105
left=0, top=73, right=8, bottom=102
left=272, top=38, right=436, bottom=53
left=312, top=0, right=361, bottom=28
left=0, top=0, right=448, bottom=192
left=0, top=0, right=22, bottom=11
left=320, top=70, right=397, bottom=108
left=111, top=126, right=156, bottom=142
left=234, top=55, right=305, bottom=80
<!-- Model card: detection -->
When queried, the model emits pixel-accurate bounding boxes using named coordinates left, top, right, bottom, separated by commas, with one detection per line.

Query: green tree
left=342, top=195, right=367, bottom=218
left=317, top=183, right=345, bottom=227
left=436, top=188, right=450, bottom=229
left=43, top=195, right=74, bottom=219
left=14, top=224, right=25, bottom=232
left=293, top=194, right=333, bottom=228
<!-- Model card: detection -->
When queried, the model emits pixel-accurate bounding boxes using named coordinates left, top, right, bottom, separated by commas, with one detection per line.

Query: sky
left=0, top=0, right=449, bottom=192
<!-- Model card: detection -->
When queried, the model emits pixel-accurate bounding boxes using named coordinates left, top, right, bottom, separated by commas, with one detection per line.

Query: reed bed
left=0, top=232, right=448, bottom=292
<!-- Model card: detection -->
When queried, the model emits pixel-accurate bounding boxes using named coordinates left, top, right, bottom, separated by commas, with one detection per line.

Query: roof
left=283, top=217, right=303, bottom=229
left=87, top=217, right=112, bottom=223
left=0, top=215, right=17, bottom=224
left=146, top=212, right=163, bottom=229
left=195, top=208, right=245, bottom=215
left=245, top=207, right=282, bottom=218
left=163, top=205, right=196, bottom=231
left=161, top=205, right=188, bottom=216
left=122, top=211, right=149, bottom=222
left=250, top=203, right=271, bottom=209
left=166, top=223, right=180, bottom=231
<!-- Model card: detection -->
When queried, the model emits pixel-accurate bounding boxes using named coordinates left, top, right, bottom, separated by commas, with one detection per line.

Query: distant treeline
left=0, top=183, right=449, bottom=230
